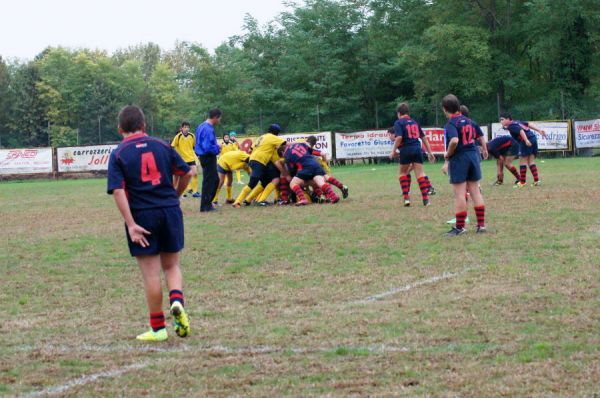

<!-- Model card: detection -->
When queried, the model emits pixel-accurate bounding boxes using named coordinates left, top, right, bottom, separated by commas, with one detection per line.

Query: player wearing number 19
left=441, top=95, right=487, bottom=235
left=389, top=103, right=435, bottom=207
left=107, top=105, right=192, bottom=342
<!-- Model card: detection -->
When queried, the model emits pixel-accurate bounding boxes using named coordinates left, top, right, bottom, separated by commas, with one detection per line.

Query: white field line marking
left=351, top=268, right=475, bottom=305
left=21, top=362, right=149, bottom=398
left=14, top=343, right=410, bottom=356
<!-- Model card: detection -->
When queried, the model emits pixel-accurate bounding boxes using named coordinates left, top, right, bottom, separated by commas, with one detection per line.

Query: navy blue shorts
left=448, top=151, right=482, bottom=184
left=296, top=162, right=326, bottom=181
left=519, top=135, right=538, bottom=157
left=399, top=146, right=423, bottom=165
left=186, top=161, right=197, bottom=166
left=126, top=206, right=184, bottom=256
left=217, top=164, right=228, bottom=175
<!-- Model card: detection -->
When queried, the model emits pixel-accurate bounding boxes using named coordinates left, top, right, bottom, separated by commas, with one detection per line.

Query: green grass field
left=1, top=158, right=599, bottom=397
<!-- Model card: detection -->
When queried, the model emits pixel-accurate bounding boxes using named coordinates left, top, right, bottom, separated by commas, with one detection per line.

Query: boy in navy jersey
left=107, top=105, right=192, bottom=342
left=441, top=95, right=487, bottom=235
left=487, top=135, right=520, bottom=185
left=283, top=140, right=340, bottom=205
left=499, top=113, right=547, bottom=187
left=389, top=103, right=435, bottom=207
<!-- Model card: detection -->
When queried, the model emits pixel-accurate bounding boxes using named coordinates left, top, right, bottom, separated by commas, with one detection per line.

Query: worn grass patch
left=1, top=157, right=599, bottom=396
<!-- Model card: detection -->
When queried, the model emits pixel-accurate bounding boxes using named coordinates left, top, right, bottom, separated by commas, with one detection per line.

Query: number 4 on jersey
left=141, top=152, right=162, bottom=185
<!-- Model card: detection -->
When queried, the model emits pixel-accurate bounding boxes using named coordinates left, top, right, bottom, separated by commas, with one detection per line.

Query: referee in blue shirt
left=195, top=108, right=222, bottom=212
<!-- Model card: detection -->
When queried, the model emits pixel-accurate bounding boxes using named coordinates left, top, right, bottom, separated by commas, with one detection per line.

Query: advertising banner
left=573, top=119, right=600, bottom=149
left=335, top=130, right=392, bottom=159
left=57, top=145, right=118, bottom=172
left=0, top=148, right=53, bottom=175
left=335, top=128, right=446, bottom=159
left=491, top=121, right=569, bottom=150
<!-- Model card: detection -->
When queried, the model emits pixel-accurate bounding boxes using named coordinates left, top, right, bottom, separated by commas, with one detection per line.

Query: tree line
left=0, top=0, right=598, bottom=148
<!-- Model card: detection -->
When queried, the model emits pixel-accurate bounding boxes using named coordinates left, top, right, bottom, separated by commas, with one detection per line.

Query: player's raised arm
left=527, top=122, right=547, bottom=138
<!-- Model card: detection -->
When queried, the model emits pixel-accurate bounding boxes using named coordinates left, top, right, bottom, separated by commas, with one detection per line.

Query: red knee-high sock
left=291, top=185, right=305, bottom=203
left=455, top=211, right=468, bottom=230
left=321, top=183, right=340, bottom=203
left=417, top=176, right=429, bottom=201
left=399, top=175, right=411, bottom=200
left=326, top=176, right=344, bottom=190
left=424, top=175, right=432, bottom=190
left=474, top=205, right=485, bottom=227
left=507, top=165, right=519, bottom=180
left=529, top=164, right=539, bottom=182
left=150, top=312, right=166, bottom=332
left=519, top=165, right=527, bottom=183
left=278, top=177, right=290, bottom=202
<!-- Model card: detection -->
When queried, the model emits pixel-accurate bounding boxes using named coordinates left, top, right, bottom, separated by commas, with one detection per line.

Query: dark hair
left=268, top=123, right=281, bottom=134
left=118, top=105, right=145, bottom=133
left=442, top=94, right=460, bottom=114
left=396, top=103, right=409, bottom=115
left=387, top=127, right=395, bottom=134
left=499, top=112, right=512, bottom=120
left=181, top=121, right=190, bottom=127
left=459, top=105, right=470, bottom=117
left=306, top=136, right=317, bottom=146
left=208, top=108, right=222, bottom=119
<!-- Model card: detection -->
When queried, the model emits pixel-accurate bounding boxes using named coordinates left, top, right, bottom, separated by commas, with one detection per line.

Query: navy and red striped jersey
left=284, top=142, right=319, bottom=173
left=107, top=132, right=190, bottom=210
left=444, top=114, right=479, bottom=154
left=487, top=135, right=517, bottom=155
left=394, top=115, right=424, bottom=148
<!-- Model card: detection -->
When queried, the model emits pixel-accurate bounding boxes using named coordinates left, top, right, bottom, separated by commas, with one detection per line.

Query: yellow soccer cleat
left=170, top=302, right=190, bottom=338
left=136, top=328, right=168, bottom=342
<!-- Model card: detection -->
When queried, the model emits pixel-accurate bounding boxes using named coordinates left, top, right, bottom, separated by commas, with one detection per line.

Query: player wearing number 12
left=441, top=95, right=487, bottom=235
left=107, top=105, right=192, bottom=341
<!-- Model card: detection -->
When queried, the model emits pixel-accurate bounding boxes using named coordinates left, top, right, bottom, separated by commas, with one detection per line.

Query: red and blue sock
left=520, top=165, right=527, bottom=183
left=529, top=164, right=539, bottom=182
left=399, top=175, right=411, bottom=200
left=150, top=312, right=166, bottom=332
left=169, top=290, right=184, bottom=306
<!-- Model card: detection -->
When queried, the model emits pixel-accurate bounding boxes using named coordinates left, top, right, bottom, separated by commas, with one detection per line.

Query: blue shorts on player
left=448, top=151, right=482, bottom=184
left=126, top=206, right=184, bottom=256
left=399, top=146, right=423, bottom=165
left=519, top=134, right=538, bottom=156
left=294, top=160, right=326, bottom=181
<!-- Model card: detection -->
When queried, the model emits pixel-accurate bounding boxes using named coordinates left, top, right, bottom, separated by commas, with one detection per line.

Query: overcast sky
left=0, top=0, right=291, bottom=60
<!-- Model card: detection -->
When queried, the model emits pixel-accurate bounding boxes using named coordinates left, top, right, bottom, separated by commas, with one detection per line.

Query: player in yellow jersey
left=171, top=122, right=200, bottom=198
left=213, top=150, right=251, bottom=205
left=220, top=132, right=244, bottom=185
left=233, top=124, right=287, bottom=208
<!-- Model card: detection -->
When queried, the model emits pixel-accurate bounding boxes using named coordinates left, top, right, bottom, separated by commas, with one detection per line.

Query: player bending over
left=213, top=150, right=251, bottom=205
left=283, top=141, right=340, bottom=205
left=499, top=113, right=547, bottom=187
left=487, top=135, right=520, bottom=185
left=107, top=105, right=191, bottom=341
left=233, top=124, right=287, bottom=207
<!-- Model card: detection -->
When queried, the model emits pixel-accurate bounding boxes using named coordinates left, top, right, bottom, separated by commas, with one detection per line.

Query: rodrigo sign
left=491, top=121, right=569, bottom=150
left=0, top=148, right=53, bottom=175
left=280, top=132, right=332, bottom=159
left=574, top=119, right=600, bottom=149
left=57, top=145, right=117, bottom=172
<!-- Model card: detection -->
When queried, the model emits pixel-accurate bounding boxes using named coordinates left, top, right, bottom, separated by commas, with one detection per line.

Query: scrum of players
left=207, top=124, right=349, bottom=207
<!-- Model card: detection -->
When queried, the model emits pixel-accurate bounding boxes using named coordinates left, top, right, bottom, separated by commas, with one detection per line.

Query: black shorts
left=126, top=206, right=184, bottom=256
left=399, top=146, right=423, bottom=165
left=260, top=162, right=280, bottom=186
left=186, top=161, right=197, bottom=166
